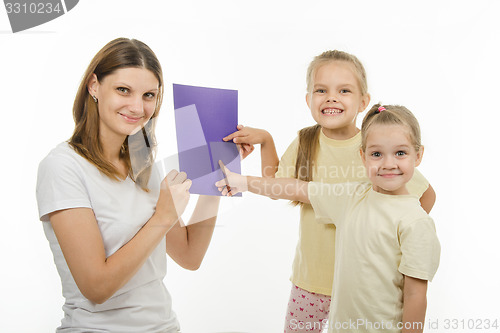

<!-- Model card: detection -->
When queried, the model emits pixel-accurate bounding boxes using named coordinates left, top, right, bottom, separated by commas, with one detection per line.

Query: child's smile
left=321, top=106, right=344, bottom=115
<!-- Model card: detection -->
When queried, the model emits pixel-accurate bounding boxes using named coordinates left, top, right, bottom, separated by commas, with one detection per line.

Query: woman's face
left=89, top=67, right=159, bottom=143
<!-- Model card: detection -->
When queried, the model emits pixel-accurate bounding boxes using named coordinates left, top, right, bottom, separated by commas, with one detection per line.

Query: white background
left=1, top=1, right=499, bottom=332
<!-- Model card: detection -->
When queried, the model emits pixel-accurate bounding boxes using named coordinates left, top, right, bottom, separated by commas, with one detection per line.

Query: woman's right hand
left=156, top=170, right=192, bottom=224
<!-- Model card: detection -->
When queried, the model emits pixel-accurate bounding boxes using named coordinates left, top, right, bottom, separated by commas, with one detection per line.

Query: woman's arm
left=165, top=195, right=220, bottom=270
left=49, top=171, right=191, bottom=304
left=419, top=184, right=436, bottom=214
left=402, top=275, right=428, bottom=333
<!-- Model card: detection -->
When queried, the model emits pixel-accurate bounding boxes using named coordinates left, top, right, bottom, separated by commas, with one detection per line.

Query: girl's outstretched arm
left=215, top=162, right=310, bottom=203
left=223, top=125, right=279, bottom=178
left=402, top=275, right=428, bottom=333
left=246, top=176, right=309, bottom=202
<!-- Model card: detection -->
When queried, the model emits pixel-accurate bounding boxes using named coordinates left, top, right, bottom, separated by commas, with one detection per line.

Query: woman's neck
left=100, top=133, right=128, bottom=179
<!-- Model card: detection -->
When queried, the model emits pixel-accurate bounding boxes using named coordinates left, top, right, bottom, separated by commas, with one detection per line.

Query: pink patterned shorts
left=284, top=284, right=331, bottom=333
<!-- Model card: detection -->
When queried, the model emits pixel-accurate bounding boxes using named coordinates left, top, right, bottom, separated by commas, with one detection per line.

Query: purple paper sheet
left=173, top=84, right=241, bottom=196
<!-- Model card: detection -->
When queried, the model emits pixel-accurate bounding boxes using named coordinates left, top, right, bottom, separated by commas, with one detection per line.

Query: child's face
left=361, top=124, right=423, bottom=195
left=306, top=61, right=369, bottom=140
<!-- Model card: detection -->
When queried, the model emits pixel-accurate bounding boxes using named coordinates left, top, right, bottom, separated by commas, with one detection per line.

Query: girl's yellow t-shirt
left=275, top=130, right=429, bottom=295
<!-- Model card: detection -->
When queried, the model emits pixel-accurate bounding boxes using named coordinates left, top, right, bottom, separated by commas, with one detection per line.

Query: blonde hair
left=69, top=38, right=163, bottom=191
left=306, top=50, right=368, bottom=96
left=292, top=50, right=368, bottom=205
left=361, top=103, right=422, bottom=153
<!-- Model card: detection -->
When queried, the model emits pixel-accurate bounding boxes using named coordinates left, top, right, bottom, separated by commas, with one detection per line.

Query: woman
left=36, top=38, right=220, bottom=332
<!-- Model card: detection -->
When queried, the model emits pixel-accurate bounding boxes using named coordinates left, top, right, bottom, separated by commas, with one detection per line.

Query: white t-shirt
left=36, top=142, right=180, bottom=333
left=308, top=182, right=440, bottom=333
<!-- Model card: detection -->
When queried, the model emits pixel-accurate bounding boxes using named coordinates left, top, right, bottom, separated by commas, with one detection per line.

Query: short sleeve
left=308, top=182, right=368, bottom=226
left=406, top=168, right=430, bottom=198
left=275, top=137, right=299, bottom=179
left=36, top=152, right=92, bottom=222
left=398, top=217, right=441, bottom=281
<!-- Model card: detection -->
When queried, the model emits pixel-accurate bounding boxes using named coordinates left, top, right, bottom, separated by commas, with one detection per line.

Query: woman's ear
left=87, top=73, right=99, bottom=98
left=415, top=146, right=424, bottom=167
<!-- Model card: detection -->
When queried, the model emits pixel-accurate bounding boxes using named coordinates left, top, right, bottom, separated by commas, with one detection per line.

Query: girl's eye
left=315, top=89, right=326, bottom=93
left=371, top=152, right=381, bottom=157
left=117, top=87, right=129, bottom=93
left=340, top=89, right=351, bottom=94
left=396, top=151, right=407, bottom=157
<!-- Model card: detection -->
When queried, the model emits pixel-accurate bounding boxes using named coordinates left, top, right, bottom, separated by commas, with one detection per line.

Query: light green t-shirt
left=308, top=181, right=440, bottom=333
left=276, top=130, right=430, bottom=295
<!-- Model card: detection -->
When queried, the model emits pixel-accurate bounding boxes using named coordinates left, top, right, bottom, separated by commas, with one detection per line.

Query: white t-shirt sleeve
left=36, top=151, right=92, bottom=222
left=398, top=217, right=441, bottom=281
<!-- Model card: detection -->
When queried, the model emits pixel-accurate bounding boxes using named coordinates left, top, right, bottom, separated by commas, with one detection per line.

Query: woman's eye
left=117, top=87, right=129, bottom=93
left=144, top=92, right=156, bottom=99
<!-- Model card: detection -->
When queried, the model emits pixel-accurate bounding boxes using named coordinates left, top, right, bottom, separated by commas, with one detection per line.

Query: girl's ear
left=305, top=92, right=311, bottom=109
left=87, top=73, right=99, bottom=98
left=360, top=148, right=366, bottom=164
left=415, top=146, right=424, bottom=167
left=358, top=93, right=371, bottom=113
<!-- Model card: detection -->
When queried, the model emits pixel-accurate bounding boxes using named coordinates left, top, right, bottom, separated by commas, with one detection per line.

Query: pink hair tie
left=377, top=106, right=386, bottom=113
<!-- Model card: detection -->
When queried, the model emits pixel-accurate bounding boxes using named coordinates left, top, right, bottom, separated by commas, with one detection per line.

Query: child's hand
left=215, top=161, right=248, bottom=196
left=223, top=125, right=270, bottom=159
left=238, top=143, right=255, bottom=160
